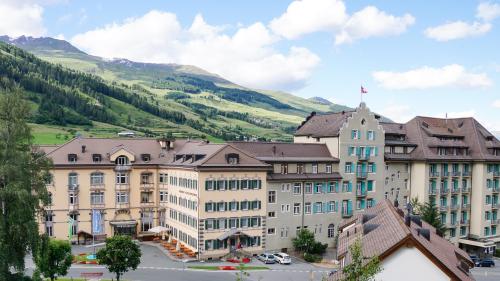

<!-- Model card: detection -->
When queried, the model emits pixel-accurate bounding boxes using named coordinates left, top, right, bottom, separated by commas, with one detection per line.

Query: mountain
left=309, top=96, right=333, bottom=105
left=0, top=36, right=358, bottom=144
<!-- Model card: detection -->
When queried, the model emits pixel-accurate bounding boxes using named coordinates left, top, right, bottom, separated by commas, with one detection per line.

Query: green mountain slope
left=0, top=36, right=365, bottom=144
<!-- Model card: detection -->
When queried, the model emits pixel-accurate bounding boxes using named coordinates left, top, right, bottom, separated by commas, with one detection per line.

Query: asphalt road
left=24, top=244, right=331, bottom=281
left=470, top=258, right=500, bottom=281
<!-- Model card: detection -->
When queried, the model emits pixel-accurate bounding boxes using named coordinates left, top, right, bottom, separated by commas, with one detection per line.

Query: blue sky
left=1, top=0, right=499, bottom=131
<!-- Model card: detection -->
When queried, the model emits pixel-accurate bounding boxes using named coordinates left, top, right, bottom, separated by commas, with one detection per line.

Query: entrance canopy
left=217, top=229, right=252, bottom=240
left=110, top=220, right=137, bottom=227
left=458, top=238, right=496, bottom=248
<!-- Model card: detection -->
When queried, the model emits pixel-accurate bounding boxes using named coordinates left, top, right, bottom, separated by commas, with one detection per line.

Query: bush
left=310, top=241, right=328, bottom=255
left=495, top=249, right=500, bottom=258
left=303, top=253, right=322, bottom=263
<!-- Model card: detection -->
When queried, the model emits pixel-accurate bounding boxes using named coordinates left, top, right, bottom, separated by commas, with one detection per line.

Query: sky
left=1, top=0, right=499, bottom=132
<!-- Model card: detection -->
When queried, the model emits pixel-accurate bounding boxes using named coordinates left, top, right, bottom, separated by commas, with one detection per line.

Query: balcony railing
left=90, top=201, right=105, bottom=208
left=461, top=203, right=471, bottom=209
left=116, top=202, right=130, bottom=209
left=356, top=189, right=367, bottom=197
left=140, top=183, right=154, bottom=190
left=429, top=171, right=440, bottom=177
left=90, top=184, right=105, bottom=190
left=115, top=184, right=130, bottom=190
left=460, top=219, right=469, bottom=225
left=114, top=165, right=132, bottom=171
left=67, top=184, right=79, bottom=192
left=357, top=154, right=370, bottom=161
left=140, top=201, right=155, bottom=207
left=68, top=204, right=79, bottom=211
left=428, top=188, right=437, bottom=195
left=451, top=171, right=461, bottom=177
left=439, top=206, right=449, bottom=212
left=440, top=188, right=449, bottom=195
left=442, top=171, right=450, bottom=177
left=356, top=171, right=368, bottom=179
left=461, top=187, right=470, bottom=193
left=462, top=171, right=471, bottom=177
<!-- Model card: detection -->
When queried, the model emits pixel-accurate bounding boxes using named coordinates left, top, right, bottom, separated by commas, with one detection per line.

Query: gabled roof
left=294, top=111, right=354, bottom=137
left=332, top=200, right=475, bottom=281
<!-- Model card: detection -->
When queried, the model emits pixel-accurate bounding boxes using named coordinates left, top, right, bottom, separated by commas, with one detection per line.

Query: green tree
left=421, top=201, right=446, bottom=236
left=36, top=236, right=73, bottom=281
left=97, top=235, right=141, bottom=281
left=292, top=229, right=316, bottom=253
left=0, top=90, right=51, bottom=280
left=342, top=239, right=382, bottom=281
left=409, top=197, right=423, bottom=215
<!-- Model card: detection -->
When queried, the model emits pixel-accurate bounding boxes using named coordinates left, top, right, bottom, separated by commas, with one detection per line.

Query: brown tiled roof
left=404, top=116, right=500, bottom=161
left=229, top=141, right=338, bottom=162
left=267, top=172, right=342, bottom=181
left=294, top=111, right=354, bottom=137
left=380, top=122, right=406, bottom=135
left=332, top=200, right=475, bottom=281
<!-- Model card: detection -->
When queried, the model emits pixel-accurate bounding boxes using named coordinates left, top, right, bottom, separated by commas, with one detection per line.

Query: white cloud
left=424, top=21, right=491, bottom=41
left=477, top=2, right=500, bottom=21
left=0, top=1, right=46, bottom=37
left=378, top=102, right=412, bottom=123
left=373, top=64, right=492, bottom=90
left=335, top=6, right=415, bottom=45
left=493, top=99, right=500, bottom=108
left=269, top=0, right=347, bottom=40
left=72, top=11, right=320, bottom=90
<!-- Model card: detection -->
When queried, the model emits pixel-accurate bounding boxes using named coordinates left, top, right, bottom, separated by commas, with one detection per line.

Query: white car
left=274, top=253, right=291, bottom=264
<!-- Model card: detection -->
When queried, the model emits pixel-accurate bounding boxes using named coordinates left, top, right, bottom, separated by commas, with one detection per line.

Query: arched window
left=327, top=224, right=335, bottom=238
left=116, top=155, right=130, bottom=165
left=90, top=172, right=104, bottom=185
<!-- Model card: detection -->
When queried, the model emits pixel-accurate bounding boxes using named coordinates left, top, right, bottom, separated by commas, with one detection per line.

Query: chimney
left=81, top=145, right=86, bottom=153
left=405, top=215, right=411, bottom=227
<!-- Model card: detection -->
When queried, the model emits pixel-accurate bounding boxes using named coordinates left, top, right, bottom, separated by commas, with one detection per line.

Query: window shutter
left=348, top=182, right=352, bottom=192
left=348, top=146, right=352, bottom=155
left=335, top=182, right=339, bottom=192
left=205, top=203, right=209, bottom=212
left=351, top=130, right=355, bottom=139
left=356, top=147, right=360, bottom=156
left=373, top=163, right=377, bottom=173
left=258, top=201, right=262, bottom=209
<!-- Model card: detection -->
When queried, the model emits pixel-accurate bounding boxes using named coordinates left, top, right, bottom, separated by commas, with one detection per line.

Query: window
left=305, top=183, right=312, bottom=194
left=116, top=172, right=128, bottom=184
left=268, top=211, right=276, bottom=218
left=314, top=183, right=322, bottom=193
left=281, top=204, right=290, bottom=213
left=45, top=225, right=53, bottom=236
left=68, top=154, right=77, bottom=162
left=141, top=173, right=152, bottom=184
left=351, top=130, right=359, bottom=140
left=293, top=183, right=302, bottom=195
left=345, top=162, right=353, bottom=173
left=281, top=164, right=288, bottom=174
left=90, top=192, right=104, bottom=205
left=141, top=154, right=151, bottom=162
left=229, top=201, right=238, bottom=211
left=229, top=218, right=238, bottom=228
left=314, top=202, right=323, bottom=213
left=312, top=164, right=318, bottom=174
left=92, top=154, right=102, bottom=162
left=267, top=228, right=275, bottom=235
left=48, top=192, right=52, bottom=205
left=69, top=193, right=77, bottom=205
left=297, top=164, right=304, bottom=174
left=116, top=192, right=129, bottom=203
left=328, top=224, right=335, bottom=238
left=268, top=191, right=276, bottom=203
left=229, top=180, right=238, bottom=190
left=116, top=156, right=129, bottom=165
left=159, top=173, right=168, bottom=184
left=140, top=192, right=152, bottom=203
left=68, top=173, right=78, bottom=187
left=367, top=130, right=375, bottom=140
left=159, top=191, right=168, bottom=202
left=280, top=227, right=289, bottom=238
left=304, top=203, right=311, bottom=214
left=241, top=201, right=249, bottom=210
left=69, top=213, right=78, bottom=235
left=90, top=172, right=104, bottom=185
left=326, top=164, right=332, bottom=173
left=217, top=201, right=226, bottom=212
left=348, top=146, right=356, bottom=156
left=281, top=184, right=290, bottom=192
left=327, top=201, right=335, bottom=213
left=141, top=211, right=153, bottom=232
left=293, top=203, right=301, bottom=215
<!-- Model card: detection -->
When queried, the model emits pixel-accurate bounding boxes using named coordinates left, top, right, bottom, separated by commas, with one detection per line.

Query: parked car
left=477, top=258, right=495, bottom=267
left=469, top=255, right=479, bottom=267
left=274, top=253, right=291, bottom=264
left=257, top=253, right=276, bottom=264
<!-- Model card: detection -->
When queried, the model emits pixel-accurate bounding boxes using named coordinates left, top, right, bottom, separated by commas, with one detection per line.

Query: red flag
left=361, top=86, right=368, bottom=94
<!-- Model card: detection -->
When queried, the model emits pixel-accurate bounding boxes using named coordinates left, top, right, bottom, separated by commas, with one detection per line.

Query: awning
left=458, top=238, right=496, bottom=248
left=110, top=220, right=137, bottom=227
left=217, top=229, right=252, bottom=240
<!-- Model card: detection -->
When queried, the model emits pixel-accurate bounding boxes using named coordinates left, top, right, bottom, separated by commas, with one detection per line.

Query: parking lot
left=471, top=258, right=500, bottom=281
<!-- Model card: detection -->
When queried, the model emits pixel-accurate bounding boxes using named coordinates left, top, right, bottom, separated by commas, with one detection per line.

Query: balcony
left=114, top=165, right=132, bottom=172
left=357, top=154, right=370, bottom=161
left=140, top=201, right=155, bottom=207
left=442, top=171, right=450, bottom=177
left=461, top=203, right=471, bottom=210
left=90, top=184, right=105, bottom=190
left=90, top=201, right=105, bottom=209
left=461, top=187, right=470, bottom=193
left=492, top=203, right=499, bottom=209
left=356, top=171, right=368, bottom=179
left=342, top=210, right=353, bottom=218
left=115, top=202, right=130, bottom=209
left=451, top=171, right=461, bottom=177
left=140, top=183, right=154, bottom=190
left=68, top=204, right=79, bottom=211
left=428, top=189, right=437, bottom=195
left=440, top=188, right=449, bottom=195
left=493, top=171, right=500, bottom=177
left=429, top=171, right=440, bottom=177
left=115, top=184, right=130, bottom=191
left=462, top=171, right=471, bottom=177
left=450, top=204, right=459, bottom=211
left=439, top=205, right=449, bottom=212
left=356, top=188, right=367, bottom=197
left=460, top=219, right=470, bottom=226
left=67, top=184, right=79, bottom=192
left=451, top=188, right=460, bottom=195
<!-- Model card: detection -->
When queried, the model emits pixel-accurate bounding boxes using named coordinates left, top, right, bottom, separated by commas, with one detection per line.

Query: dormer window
left=92, top=154, right=102, bottom=163
left=68, top=154, right=77, bottom=163
left=141, top=154, right=151, bottom=162
left=226, top=153, right=239, bottom=165
left=116, top=155, right=129, bottom=166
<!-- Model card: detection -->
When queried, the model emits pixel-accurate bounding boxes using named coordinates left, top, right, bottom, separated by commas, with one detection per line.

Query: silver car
left=274, top=253, right=291, bottom=264
left=257, top=253, right=276, bottom=264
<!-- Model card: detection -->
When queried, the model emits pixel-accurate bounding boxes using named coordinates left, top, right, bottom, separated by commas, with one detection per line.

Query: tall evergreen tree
left=421, top=201, right=446, bottom=236
left=0, top=89, right=52, bottom=279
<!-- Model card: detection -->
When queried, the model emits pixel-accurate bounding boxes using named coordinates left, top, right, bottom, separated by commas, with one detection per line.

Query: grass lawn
left=188, top=265, right=269, bottom=271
